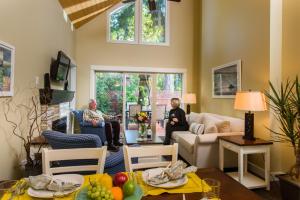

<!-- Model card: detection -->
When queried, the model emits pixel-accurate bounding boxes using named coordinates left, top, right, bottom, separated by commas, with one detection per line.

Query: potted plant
left=265, top=77, right=300, bottom=200
left=3, top=90, right=46, bottom=177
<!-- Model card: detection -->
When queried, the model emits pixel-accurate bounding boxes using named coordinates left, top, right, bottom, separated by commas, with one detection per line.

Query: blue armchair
left=42, top=130, right=125, bottom=175
left=72, top=110, right=107, bottom=145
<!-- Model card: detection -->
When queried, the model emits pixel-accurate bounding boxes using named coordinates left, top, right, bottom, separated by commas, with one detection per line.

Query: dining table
left=1, top=168, right=263, bottom=200
left=143, top=168, right=263, bottom=200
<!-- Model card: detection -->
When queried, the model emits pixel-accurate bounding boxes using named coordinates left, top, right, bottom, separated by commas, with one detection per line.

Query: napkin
left=136, top=171, right=211, bottom=196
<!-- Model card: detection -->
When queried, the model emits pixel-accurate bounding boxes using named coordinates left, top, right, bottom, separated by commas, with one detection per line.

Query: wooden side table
left=219, top=135, right=273, bottom=190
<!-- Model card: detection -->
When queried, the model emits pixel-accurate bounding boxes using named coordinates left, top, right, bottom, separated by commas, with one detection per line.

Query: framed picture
left=0, top=41, right=15, bottom=97
left=212, top=60, right=241, bottom=98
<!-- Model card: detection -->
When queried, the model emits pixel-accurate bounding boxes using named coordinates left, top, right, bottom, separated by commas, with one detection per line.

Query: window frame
left=106, top=0, right=170, bottom=46
left=107, top=2, right=139, bottom=44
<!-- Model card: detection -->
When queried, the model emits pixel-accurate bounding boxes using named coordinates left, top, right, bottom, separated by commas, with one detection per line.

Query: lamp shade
left=234, top=91, right=267, bottom=112
left=183, top=93, right=197, bottom=104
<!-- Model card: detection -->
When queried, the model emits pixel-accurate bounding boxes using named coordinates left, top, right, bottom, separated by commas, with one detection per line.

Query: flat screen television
left=50, top=51, right=71, bottom=82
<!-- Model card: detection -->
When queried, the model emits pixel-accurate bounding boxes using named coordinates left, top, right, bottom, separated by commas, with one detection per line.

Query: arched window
left=108, top=0, right=169, bottom=45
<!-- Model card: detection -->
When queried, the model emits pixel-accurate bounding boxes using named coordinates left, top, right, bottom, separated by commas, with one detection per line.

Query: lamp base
left=187, top=104, right=191, bottom=114
left=243, top=112, right=256, bottom=141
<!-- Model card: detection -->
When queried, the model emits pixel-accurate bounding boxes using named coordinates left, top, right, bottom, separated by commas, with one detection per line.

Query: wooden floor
left=253, top=181, right=282, bottom=200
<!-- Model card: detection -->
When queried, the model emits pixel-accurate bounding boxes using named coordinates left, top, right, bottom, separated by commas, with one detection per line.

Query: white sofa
left=171, top=112, right=244, bottom=168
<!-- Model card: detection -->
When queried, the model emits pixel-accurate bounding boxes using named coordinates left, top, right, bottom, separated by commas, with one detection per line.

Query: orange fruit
left=111, top=187, right=123, bottom=200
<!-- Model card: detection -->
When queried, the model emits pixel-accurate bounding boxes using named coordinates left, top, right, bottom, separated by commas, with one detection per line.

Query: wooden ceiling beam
left=58, top=0, right=89, bottom=9
left=64, top=0, right=110, bottom=15
left=69, top=0, right=121, bottom=21
left=72, top=4, right=114, bottom=26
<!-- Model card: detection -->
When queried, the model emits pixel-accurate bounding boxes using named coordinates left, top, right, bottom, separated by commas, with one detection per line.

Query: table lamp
left=183, top=93, right=196, bottom=114
left=234, top=91, right=267, bottom=140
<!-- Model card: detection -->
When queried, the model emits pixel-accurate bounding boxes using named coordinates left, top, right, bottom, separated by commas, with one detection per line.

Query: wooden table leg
left=238, top=150, right=244, bottom=184
left=244, top=154, right=248, bottom=173
left=219, top=140, right=224, bottom=171
left=265, top=148, right=271, bottom=190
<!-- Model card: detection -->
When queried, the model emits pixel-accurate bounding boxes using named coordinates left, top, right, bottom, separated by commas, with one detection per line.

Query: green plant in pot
left=265, top=77, right=300, bottom=200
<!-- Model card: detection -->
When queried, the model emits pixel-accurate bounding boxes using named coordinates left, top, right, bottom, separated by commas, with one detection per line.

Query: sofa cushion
left=189, top=122, right=205, bottom=135
left=203, top=113, right=244, bottom=132
left=215, top=120, right=231, bottom=133
left=189, top=112, right=203, bottom=124
left=178, top=134, right=197, bottom=154
left=172, top=131, right=190, bottom=142
left=204, top=120, right=218, bottom=133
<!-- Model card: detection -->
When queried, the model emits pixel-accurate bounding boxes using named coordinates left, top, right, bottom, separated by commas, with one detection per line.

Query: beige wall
left=75, top=0, right=199, bottom=109
left=280, top=0, right=300, bottom=172
left=0, top=0, right=74, bottom=179
left=200, top=0, right=273, bottom=169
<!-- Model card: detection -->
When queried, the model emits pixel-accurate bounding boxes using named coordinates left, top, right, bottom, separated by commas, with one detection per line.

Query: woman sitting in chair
left=164, top=98, right=189, bottom=145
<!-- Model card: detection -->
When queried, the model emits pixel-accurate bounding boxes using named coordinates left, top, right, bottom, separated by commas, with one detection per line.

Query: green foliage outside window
left=110, top=3, right=135, bottom=42
left=109, top=0, right=167, bottom=44
left=142, top=0, right=166, bottom=43
left=95, top=73, right=123, bottom=115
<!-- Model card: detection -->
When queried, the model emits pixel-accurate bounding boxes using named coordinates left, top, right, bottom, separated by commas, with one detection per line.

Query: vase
left=138, top=123, right=147, bottom=139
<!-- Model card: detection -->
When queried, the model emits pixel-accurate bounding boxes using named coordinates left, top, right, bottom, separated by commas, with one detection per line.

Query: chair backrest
left=129, top=104, right=142, bottom=117
left=123, top=143, right=178, bottom=172
left=42, top=147, right=107, bottom=175
left=42, top=130, right=102, bottom=149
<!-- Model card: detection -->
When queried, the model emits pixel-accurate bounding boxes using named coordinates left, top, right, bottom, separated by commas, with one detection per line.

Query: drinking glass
left=200, top=178, right=221, bottom=200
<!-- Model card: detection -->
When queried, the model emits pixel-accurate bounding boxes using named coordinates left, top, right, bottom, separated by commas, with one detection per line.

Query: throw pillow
left=204, top=120, right=218, bottom=134
left=215, top=120, right=231, bottom=133
left=188, top=112, right=201, bottom=124
left=189, top=122, right=205, bottom=135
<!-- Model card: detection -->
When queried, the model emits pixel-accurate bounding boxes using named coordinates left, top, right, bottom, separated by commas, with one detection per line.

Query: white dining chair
left=42, top=147, right=107, bottom=175
left=123, top=143, right=178, bottom=172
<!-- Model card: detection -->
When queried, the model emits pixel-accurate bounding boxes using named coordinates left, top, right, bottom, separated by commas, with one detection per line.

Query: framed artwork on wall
left=212, top=60, right=241, bottom=98
left=0, top=41, right=15, bottom=97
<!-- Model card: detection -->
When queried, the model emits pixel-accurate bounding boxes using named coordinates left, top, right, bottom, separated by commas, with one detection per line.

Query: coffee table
left=124, top=130, right=164, bottom=145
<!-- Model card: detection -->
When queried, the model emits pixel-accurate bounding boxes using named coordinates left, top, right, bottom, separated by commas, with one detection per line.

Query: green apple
left=122, top=180, right=136, bottom=196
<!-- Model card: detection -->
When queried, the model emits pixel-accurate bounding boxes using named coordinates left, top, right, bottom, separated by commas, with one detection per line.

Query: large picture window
left=108, top=0, right=169, bottom=45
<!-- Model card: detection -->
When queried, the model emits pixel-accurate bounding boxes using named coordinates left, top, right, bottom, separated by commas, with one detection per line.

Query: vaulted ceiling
left=58, top=0, right=122, bottom=29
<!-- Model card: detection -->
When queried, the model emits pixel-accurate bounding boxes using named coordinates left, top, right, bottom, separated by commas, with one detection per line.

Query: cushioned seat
left=177, top=134, right=197, bottom=154
left=171, top=131, right=190, bottom=142
left=72, top=110, right=106, bottom=145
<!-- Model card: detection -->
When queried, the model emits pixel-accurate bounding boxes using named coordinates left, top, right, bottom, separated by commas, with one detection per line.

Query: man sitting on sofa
left=164, top=98, right=189, bottom=145
left=83, top=99, right=123, bottom=152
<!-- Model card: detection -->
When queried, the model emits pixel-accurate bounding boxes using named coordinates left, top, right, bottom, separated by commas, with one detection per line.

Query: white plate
left=142, top=168, right=188, bottom=188
left=27, top=174, right=84, bottom=198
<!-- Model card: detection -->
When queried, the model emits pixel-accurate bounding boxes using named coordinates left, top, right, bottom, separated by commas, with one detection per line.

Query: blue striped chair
left=72, top=110, right=107, bottom=145
left=42, top=130, right=125, bottom=175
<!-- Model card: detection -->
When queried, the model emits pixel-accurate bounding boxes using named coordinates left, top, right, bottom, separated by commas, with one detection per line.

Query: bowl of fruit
left=76, top=173, right=143, bottom=200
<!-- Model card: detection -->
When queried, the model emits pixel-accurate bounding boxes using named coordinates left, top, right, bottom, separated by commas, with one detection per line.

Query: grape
left=87, top=183, right=114, bottom=200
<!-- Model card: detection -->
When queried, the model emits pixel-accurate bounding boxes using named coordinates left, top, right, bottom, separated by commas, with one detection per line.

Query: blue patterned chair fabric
left=42, top=130, right=125, bottom=175
left=72, top=110, right=107, bottom=145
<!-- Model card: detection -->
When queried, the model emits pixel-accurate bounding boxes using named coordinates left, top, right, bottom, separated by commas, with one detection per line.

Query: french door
left=94, top=71, right=184, bottom=135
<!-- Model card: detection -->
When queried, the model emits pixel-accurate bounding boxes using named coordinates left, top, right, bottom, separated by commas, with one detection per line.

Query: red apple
left=113, top=172, right=128, bottom=187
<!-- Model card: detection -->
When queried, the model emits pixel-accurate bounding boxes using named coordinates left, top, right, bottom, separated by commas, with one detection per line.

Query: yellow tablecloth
left=136, top=172, right=211, bottom=196
left=1, top=174, right=102, bottom=200
left=2, top=173, right=215, bottom=200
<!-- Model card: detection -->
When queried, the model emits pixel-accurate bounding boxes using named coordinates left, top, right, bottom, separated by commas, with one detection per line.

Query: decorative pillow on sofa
left=188, top=112, right=203, bottom=124
left=215, top=120, right=231, bottom=133
left=202, top=115, right=231, bottom=134
left=189, top=122, right=205, bottom=135
left=203, top=120, right=218, bottom=134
